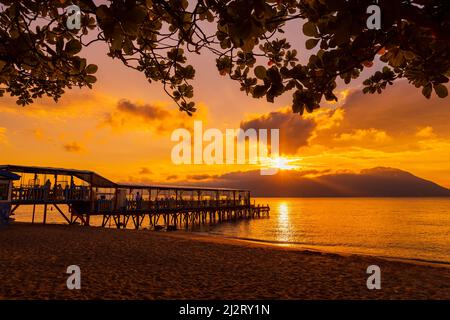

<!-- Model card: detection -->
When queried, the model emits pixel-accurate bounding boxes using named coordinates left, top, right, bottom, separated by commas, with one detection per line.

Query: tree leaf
left=85, top=75, right=97, bottom=83
left=252, top=85, right=267, bottom=98
left=302, top=21, right=318, bottom=37
left=422, top=83, right=432, bottom=99
left=306, top=39, right=319, bottom=50
left=434, top=84, right=448, bottom=98
left=65, top=39, right=82, bottom=55
left=254, top=65, right=267, bottom=79
left=85, top=64, right=98, bottom=74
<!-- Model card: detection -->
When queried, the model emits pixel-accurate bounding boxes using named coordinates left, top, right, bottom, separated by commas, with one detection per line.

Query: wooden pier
left=0, top=165, right=269, bottom=230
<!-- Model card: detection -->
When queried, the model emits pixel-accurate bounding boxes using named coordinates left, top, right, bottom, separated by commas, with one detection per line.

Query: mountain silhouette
left=192, top=167, right=450, bottom=197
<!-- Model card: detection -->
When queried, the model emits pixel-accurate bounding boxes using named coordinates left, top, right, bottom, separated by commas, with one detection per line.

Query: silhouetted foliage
left=0, top=0, right=449, bottom=115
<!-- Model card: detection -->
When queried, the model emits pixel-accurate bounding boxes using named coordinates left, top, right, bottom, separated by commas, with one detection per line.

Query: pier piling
left=0, top=165, right=269, bottom=231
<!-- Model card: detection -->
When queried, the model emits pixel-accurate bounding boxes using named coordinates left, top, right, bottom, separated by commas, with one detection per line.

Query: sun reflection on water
left=277, top=202, right=290, bottom=242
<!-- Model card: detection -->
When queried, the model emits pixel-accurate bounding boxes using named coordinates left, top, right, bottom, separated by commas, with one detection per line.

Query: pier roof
left=0, top=170, right=21, bottom=180
left=0, top=165, right=116, bottom=188
left=0, top=165, right=248, bottom=192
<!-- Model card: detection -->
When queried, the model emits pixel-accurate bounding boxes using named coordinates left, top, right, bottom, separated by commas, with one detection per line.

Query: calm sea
left=208, top=198, right=450, bottom=265
left=12, top=198, right=450, bottom=264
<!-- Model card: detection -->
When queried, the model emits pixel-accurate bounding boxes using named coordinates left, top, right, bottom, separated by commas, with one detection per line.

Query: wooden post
left=53, top=174, right=58, bottom=201
left=86, top=173, right=94, bottom=226
left=215, top=190, right=219, bottom=208
left=113, top=188, right=118, bottom=212
left=53, top=204, right=71, bottom=224
left=33, top=173, right=38, bottom=201
left=43, top=204, right=47, bottom=225
left=32, top=204, right=36, bottom=224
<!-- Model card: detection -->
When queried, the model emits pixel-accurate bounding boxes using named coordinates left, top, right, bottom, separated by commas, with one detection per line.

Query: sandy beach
left=0, top=222, right=449, bottom=300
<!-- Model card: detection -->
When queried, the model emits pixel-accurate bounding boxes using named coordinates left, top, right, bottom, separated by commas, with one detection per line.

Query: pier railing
left=94, top=199, right=251, bottom=213
left=1, top=164, right=269, bottom=230
left=11, top=186, right=90, bottom=203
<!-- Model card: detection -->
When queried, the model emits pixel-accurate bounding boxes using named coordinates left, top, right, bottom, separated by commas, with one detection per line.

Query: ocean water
left=207, top=198, right=450, bottom=264
left=11, top=198, right=450, bottom=264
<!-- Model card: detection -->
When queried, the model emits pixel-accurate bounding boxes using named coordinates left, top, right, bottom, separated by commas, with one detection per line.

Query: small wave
left=207, top=232, right=450, bottom=267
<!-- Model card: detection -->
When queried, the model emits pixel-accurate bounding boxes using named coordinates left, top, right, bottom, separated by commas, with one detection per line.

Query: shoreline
left=193, top=232, right=450, bottom=269
left=1, top=222, right=449, bottom=299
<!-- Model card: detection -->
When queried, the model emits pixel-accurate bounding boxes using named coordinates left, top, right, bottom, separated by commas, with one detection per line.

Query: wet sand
left=0, top=223, right=449, bottom=300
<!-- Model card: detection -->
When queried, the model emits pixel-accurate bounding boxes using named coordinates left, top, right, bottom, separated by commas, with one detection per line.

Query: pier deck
left=1, top=165, right=269, bottom=230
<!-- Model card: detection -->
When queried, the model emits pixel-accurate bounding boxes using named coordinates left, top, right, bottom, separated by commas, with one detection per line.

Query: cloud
left=166, top=175, right=178, bottom=181
left=293, top=169, right=331, bottom=177
left=139, top=167, right=152, bottom=175
left=416, top=126, right=436, bottom=139
left=101, top=99, right=199, bottom=134
left=0, top=90, right=202, bottom=137
left=336, top=81, right=450, bottom=138
left=334, top=128, right=391, bottom=143
left=0, top=90, right=114, bottom=119
left=117, top=99, right=170, bottom=121
left=304, top=80, right=450, bottom=152
left=229, top=81, right=450, bottom=188
left=63, top=142, right=85, bottom=153
left=240, top=108, right=316, bottom=154
left=186, top=174, right=219, bottom=181
left=306, top=107, right=344, bottom=131
left=238, top=105, right=347, bottom=155
left=119, top=175, right=154, bottom=185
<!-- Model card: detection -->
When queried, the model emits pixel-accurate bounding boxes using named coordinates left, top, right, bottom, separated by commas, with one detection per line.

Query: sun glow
left=264, top=157, right=301, bottom=170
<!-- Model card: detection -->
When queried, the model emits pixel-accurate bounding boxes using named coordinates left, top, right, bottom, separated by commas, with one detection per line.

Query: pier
left=0, top=165, right=269, bottom=230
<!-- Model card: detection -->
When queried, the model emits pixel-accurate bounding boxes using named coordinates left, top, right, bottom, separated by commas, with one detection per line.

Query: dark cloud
left=236, top=81, right=450, bottom=156
left=293, top=81, right=450, bottom=152
left=116, top=99, right=170, bottom=120
left=339, top=81, right=450, bottom=138
left=240, top=109, right=316, bottom=154
left=63, top=142, right=84, bottom=153
left=186, top=174, right=218, bottom=181
left=100, top=99, right=190, bottom=133
left=139, top=167, right=152, bottom=175
left=166, top=175, right=178, bottom=181
left=295, top=169, right=331, bottom=176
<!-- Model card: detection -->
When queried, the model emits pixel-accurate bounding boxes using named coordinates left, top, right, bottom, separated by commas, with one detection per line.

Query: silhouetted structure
left=0, top=165, right=269, bottom=230
left=0, top=170, right=21, bottom=224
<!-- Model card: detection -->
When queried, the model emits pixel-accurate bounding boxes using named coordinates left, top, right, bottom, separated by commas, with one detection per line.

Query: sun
left=265, top=157, right=300, bottom=170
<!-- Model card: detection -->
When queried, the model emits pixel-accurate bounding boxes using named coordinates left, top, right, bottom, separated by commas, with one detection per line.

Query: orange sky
left=1, top=35, right=450, bottom=188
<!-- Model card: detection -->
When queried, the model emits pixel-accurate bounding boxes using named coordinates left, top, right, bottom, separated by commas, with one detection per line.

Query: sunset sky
left=1, top=25, right=450, bottom=188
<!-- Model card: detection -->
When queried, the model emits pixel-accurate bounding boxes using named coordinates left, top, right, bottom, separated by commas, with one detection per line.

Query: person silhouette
left=43, top=179, right=51, bottom=201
